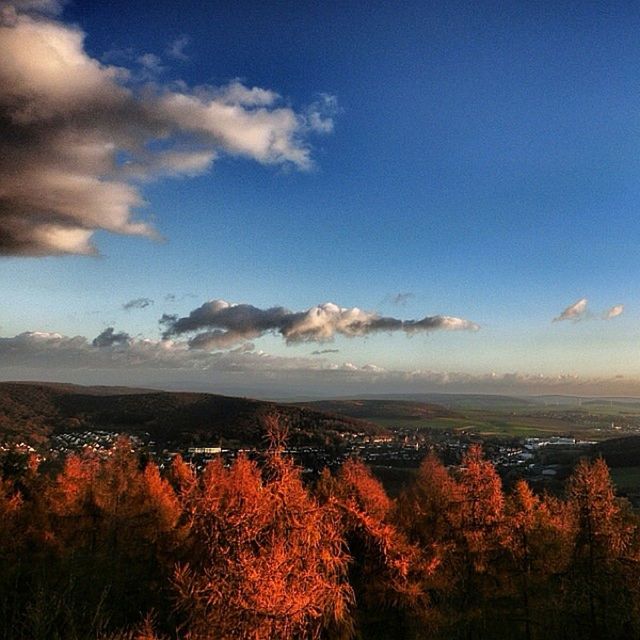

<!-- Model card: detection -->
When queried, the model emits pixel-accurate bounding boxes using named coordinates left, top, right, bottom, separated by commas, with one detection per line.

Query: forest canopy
left=1, top=416, right=640, bottom=640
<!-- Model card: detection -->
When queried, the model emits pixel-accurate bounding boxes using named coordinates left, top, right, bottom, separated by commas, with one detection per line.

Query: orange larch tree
left=0, top=473, right=24, bottom=638
left=44, top=438, right=182, bottom=635
left=565, top=457, right=638, bottom=639
left=322, top=458, right=429, bottom=638
left=395, top=452, right=464, bottom=633
left=452, top=444, right=506, bottom=638
left=502, top=480, right=574, bottom=640
left=173, top=427, right=353, bottom=640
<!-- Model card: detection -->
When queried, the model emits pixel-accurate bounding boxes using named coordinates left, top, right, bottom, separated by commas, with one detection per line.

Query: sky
left=2, top=0, right=640, bottom=398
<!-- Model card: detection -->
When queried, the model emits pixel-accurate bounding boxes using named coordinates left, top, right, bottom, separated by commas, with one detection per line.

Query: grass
left=367, top=413, right=595, bottom=438
left=369, top=417, right=472, bottom=430
left=352, top=402, right=640, bottom=441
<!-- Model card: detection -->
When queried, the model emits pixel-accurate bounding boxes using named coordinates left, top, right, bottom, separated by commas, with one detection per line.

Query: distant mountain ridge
left=287, top=393, right=535, bottom=411
left=0, top=382, right=383, bottom=446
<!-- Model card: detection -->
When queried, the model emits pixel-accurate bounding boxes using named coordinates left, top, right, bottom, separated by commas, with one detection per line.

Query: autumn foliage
left=1, top=425, right=640, bottom=639
left=173, top=449, right=352, bottom=639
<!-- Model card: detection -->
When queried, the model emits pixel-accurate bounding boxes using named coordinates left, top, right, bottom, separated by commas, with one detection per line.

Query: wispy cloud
left=0, top=3, right=336, bottom=256
left=166, top=34, right=190, bottom=61
left=391, top=292, right=414, bottom=306
left=553, top=298, right=588, bottom=322
left=160, top=299, right=480, bottom=350
left=123, top=297, right=154, bottom=311
left=136, top=52, right=165, bottom=77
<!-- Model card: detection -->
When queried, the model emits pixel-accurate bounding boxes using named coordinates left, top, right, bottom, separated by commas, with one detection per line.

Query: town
left=0, top=423, right=598, bottom=495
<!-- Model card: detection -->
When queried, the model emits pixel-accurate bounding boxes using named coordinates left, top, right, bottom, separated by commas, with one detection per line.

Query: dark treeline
left=2, top=416, right=640, bottom=640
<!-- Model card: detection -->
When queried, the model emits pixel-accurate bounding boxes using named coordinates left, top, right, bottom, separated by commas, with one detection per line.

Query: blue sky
left=1, top=0, right=640, bottom=397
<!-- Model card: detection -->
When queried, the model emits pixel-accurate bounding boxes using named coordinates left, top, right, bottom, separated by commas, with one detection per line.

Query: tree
left=174, top=424, right=353, bottom=640
left=321, top=458, right=429, bottom=638
left=397, top=452, right=461, bottom=564
left=502, top=480, right=573, bottom=640
left=565, top=458, right=637, bottom=639
left=395, top=452, right=463, bottom=633
left=0, top=474, right=24, bottom=638
left=452, top=445, right=506, bottom=638
left=45, top=439, right=182, bottom=634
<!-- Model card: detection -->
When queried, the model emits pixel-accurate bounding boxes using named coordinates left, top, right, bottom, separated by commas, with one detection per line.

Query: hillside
left=0, top=382, right=383, bottom=446
left=591, top=435, right=640, bottom=468
left=293, top=398, right=462, bottom=423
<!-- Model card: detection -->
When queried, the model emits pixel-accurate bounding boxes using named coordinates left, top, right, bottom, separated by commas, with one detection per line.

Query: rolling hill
left=0, top=382, right=383, bottom=446
left=293, top=398, right=462, bottom=423
left=591, top=436, right=640, bottom=468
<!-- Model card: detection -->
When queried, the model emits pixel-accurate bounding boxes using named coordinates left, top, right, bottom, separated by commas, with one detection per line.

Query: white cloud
left=553, top=298, right=588, bottom=322
left=214, top=80, right=280, bottom=107
left=0, top=3, right=336, bottom=255
left=605, top=304, right=624, bottom=320
left=160, top=299, right=480, bottom=349
left=554, top=298, right=626, bottom=323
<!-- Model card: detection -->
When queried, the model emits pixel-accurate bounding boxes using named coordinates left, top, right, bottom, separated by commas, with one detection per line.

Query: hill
left=0, top=382, right=383, bottom=446
left=293, top=398, right=461, bottom=423
left=291, top=393, right=534, bottom=410
left=591, top=435, right=640, bottom=468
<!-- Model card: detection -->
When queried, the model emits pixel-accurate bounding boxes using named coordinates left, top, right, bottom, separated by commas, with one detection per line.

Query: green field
left=301, top=395, right=640, bottom=441
left=365, top=410, right=619, bottom=439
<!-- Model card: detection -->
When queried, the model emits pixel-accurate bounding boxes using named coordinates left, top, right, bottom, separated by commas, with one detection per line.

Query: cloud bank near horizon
left=160, top=299, right=480, bottom=349
left=0, top=2, right=335, bottom=256
left=1, top=328, right=640, bottom=398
